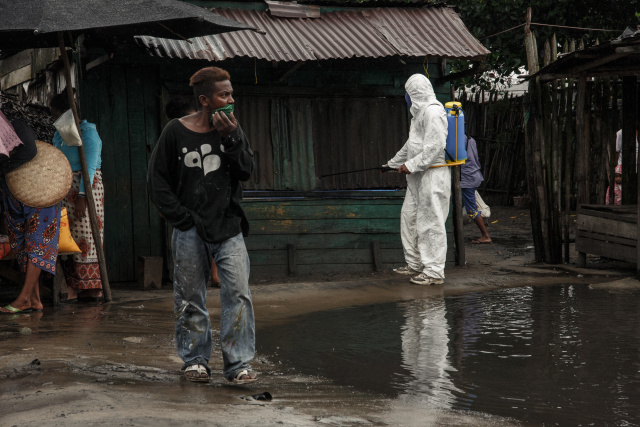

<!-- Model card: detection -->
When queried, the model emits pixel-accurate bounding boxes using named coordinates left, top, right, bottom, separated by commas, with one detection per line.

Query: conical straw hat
left=6, top=140, right=72, bottom=208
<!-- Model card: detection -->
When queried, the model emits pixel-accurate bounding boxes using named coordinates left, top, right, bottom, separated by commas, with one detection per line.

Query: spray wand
left=318, top=166, right=396, bottom=179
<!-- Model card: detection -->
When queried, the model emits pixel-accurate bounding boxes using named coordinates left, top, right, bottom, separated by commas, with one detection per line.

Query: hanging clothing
left=60, top=170, right=104, bottom=290
left=0, top=110, right=23, bottom=158
left=52, top=120, right=102, bottom=195
left=3, top=181, right=61, bottom=275
left=387, top=74, right=450, bottom=279
left=53, top=121, right=104, bottom=291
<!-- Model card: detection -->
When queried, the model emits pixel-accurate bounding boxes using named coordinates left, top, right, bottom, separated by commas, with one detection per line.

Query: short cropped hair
left=189, top=67, right=231, bottom=101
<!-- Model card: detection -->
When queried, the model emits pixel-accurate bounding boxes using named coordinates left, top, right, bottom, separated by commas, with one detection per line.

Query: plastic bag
left=53, top=109, right=82, bottom=147
left=475, top=190, right=490, bottom=218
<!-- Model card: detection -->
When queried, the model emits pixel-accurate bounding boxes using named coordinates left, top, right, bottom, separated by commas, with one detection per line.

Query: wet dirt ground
left=1, top=206, right=637, bottom=426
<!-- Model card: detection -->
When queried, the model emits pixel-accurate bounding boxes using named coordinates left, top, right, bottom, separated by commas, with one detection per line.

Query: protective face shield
left=405, top=92, right=412, bottom=108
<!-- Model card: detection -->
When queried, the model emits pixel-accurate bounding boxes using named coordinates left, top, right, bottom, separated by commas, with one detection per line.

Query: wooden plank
left=111, top=65, right=135, bottom=281
left=244, top=191, right=406, bottom=199
left=1, top=65, right=32, bottom=90
left=244, top=197, right=405, bottom=207
left=248, top=248, right=405, bottom=266
left=576, top=209, right=636, bottom=223
left=126, top=66, right=152, bottom=262
left=576, top=215, right=636, bottom=237
left=81, top=66, right=122, bottom=282
left=576, top=230, right=636, bottom=247
left=251, top=262, right=408, bottom=277
left=250, top=218, right=401, bottom=234
left=244, top=203, right=402, bottom=220
left=575, top=238, right=636, bottom=263
left=0, top=50, right=32, bottom=75
left=143, top=67, right=163, bottom=257
left=245, top=232, right=402, bottom=251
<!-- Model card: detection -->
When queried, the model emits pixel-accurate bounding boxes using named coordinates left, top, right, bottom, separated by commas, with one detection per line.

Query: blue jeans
left=172, top=228, right=255, bottom=380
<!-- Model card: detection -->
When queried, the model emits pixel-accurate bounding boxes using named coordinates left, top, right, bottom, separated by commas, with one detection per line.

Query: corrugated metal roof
left=135, top=5, right=489, bottom=63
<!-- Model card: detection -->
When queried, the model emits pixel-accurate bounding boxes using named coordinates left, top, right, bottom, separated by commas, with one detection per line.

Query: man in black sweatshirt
left=147, top=67, right=257, bottom=384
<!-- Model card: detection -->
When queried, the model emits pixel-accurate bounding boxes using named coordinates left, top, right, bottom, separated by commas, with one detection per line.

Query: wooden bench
left=575, top=204, right=637, bottom=266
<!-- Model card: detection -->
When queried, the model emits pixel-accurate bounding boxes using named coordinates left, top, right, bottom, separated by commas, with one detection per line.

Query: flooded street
left=260, top=285, right=640, bottom=425
left=1, top=207, right=638, bottom=426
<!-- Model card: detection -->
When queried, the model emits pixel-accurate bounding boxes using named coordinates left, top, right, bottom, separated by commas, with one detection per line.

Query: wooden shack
left=534, top=27, right=640, bottom=271
left=1, top=0, right=488, bottom=282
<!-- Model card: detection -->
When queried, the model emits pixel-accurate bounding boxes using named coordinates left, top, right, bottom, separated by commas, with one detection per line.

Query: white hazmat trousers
left=387, top=74, right=451, bottom=279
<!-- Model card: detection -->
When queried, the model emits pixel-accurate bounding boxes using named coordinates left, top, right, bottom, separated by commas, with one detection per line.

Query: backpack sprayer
left=429, top=101, right=467, bottom=169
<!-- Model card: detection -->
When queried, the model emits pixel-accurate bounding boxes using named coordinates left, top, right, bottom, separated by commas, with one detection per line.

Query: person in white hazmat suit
left=384, top=74, right=451, bottom=286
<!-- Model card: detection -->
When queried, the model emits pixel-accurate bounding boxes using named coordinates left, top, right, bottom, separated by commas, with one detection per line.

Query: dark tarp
left=0, top=0, right=257, bottom=50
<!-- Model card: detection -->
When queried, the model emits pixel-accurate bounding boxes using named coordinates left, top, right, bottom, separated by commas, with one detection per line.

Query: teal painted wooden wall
left=79, top=64, right=164, bottom=283
left=244, top=195, right=454, bottom=277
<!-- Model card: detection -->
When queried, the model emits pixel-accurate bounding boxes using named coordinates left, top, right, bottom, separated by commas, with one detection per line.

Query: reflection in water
left=397, top=299, right=460, bottom=408
left=259, top=285, right=640, bottom=425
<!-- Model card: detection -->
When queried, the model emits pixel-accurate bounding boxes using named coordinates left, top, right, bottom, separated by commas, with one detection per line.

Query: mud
left=0, top=206, right=636, bottom=426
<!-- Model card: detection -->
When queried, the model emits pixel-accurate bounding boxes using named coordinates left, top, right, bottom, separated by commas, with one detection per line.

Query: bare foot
left=471, top=237, right=492, bottom=244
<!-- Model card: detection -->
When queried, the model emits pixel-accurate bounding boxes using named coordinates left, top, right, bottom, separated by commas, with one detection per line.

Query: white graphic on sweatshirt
left=179, top=144, right=221, bottom=176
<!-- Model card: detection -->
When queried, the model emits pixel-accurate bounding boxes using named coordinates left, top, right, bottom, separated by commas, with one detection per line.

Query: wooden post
left=58, top=33, right=111, bottom=302
left=287, top=243, right=297, bottom=276
left=622, top=76, right=637, bottom=205
left=452, top=165, right=465, bottom=266
left=371, top=241, right=382, bottom=272
left=575, top=74, right=589, bottom=207
left=524, top=8, right=544, bottom=262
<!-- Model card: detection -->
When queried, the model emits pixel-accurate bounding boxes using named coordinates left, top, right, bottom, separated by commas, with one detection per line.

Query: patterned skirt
left=61, top=170, right=104, bottom=290
left=2, top=180, right=61, bottom=274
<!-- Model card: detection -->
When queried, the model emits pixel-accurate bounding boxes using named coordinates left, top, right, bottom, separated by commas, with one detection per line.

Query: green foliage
left=446, top=0, right=638, bottom=92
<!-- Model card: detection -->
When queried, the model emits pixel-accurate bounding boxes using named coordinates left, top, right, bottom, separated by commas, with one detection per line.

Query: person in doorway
left=164, top=96, right=222, bottom=289
left=148, top=66, right=257, bottom=384
left=0, top=109, right=61, bottom=314
left=461, top=135, right=491, bottom=244
left=49, top=92, right=104, bottom=303
left=385, top=74, right=451, bottom=286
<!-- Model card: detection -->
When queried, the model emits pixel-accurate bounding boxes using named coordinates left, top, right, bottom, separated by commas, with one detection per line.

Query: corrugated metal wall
left=234, top=96, right=274, bottom=189
left=313, top=97, right=409, bottom=190
left=238, top=94, right=409, bottom=191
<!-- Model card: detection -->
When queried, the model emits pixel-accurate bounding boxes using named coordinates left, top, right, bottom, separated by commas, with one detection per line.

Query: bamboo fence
left=524, top=25, right=626, bottom=263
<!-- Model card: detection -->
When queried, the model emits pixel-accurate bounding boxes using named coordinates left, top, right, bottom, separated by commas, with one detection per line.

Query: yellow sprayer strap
left=429, top=160, right=466, bottom=169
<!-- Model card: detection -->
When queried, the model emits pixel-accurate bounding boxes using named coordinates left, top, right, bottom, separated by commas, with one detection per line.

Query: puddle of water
left=258, top=285, right=640, bottom=425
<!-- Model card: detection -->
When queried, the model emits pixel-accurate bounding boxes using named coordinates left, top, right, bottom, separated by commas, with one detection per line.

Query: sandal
left=229, top=369, right=258, bottom=384
left=185, top=364, right=210, bottom=383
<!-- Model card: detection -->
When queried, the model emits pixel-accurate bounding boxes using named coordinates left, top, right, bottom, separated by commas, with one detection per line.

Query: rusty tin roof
left=136, top=5, right=489, bottom=63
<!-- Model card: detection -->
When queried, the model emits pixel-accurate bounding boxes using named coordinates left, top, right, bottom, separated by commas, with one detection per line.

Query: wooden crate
left=576, top=204, right=637, bottom=264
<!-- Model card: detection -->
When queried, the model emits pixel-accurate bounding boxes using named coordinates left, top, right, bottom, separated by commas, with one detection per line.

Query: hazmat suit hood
left=405, top=74, right=443, bottom=118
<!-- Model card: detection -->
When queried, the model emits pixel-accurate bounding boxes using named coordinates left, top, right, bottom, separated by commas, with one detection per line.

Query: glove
left=380, top=164, right=394, bottom=172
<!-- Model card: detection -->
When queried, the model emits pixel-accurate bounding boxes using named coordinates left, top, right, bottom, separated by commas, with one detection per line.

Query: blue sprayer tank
left=444, top=101, right=467, bottom=164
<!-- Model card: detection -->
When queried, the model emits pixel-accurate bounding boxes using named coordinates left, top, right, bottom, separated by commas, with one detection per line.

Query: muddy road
left=1, top=207, right=636, bottom=426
